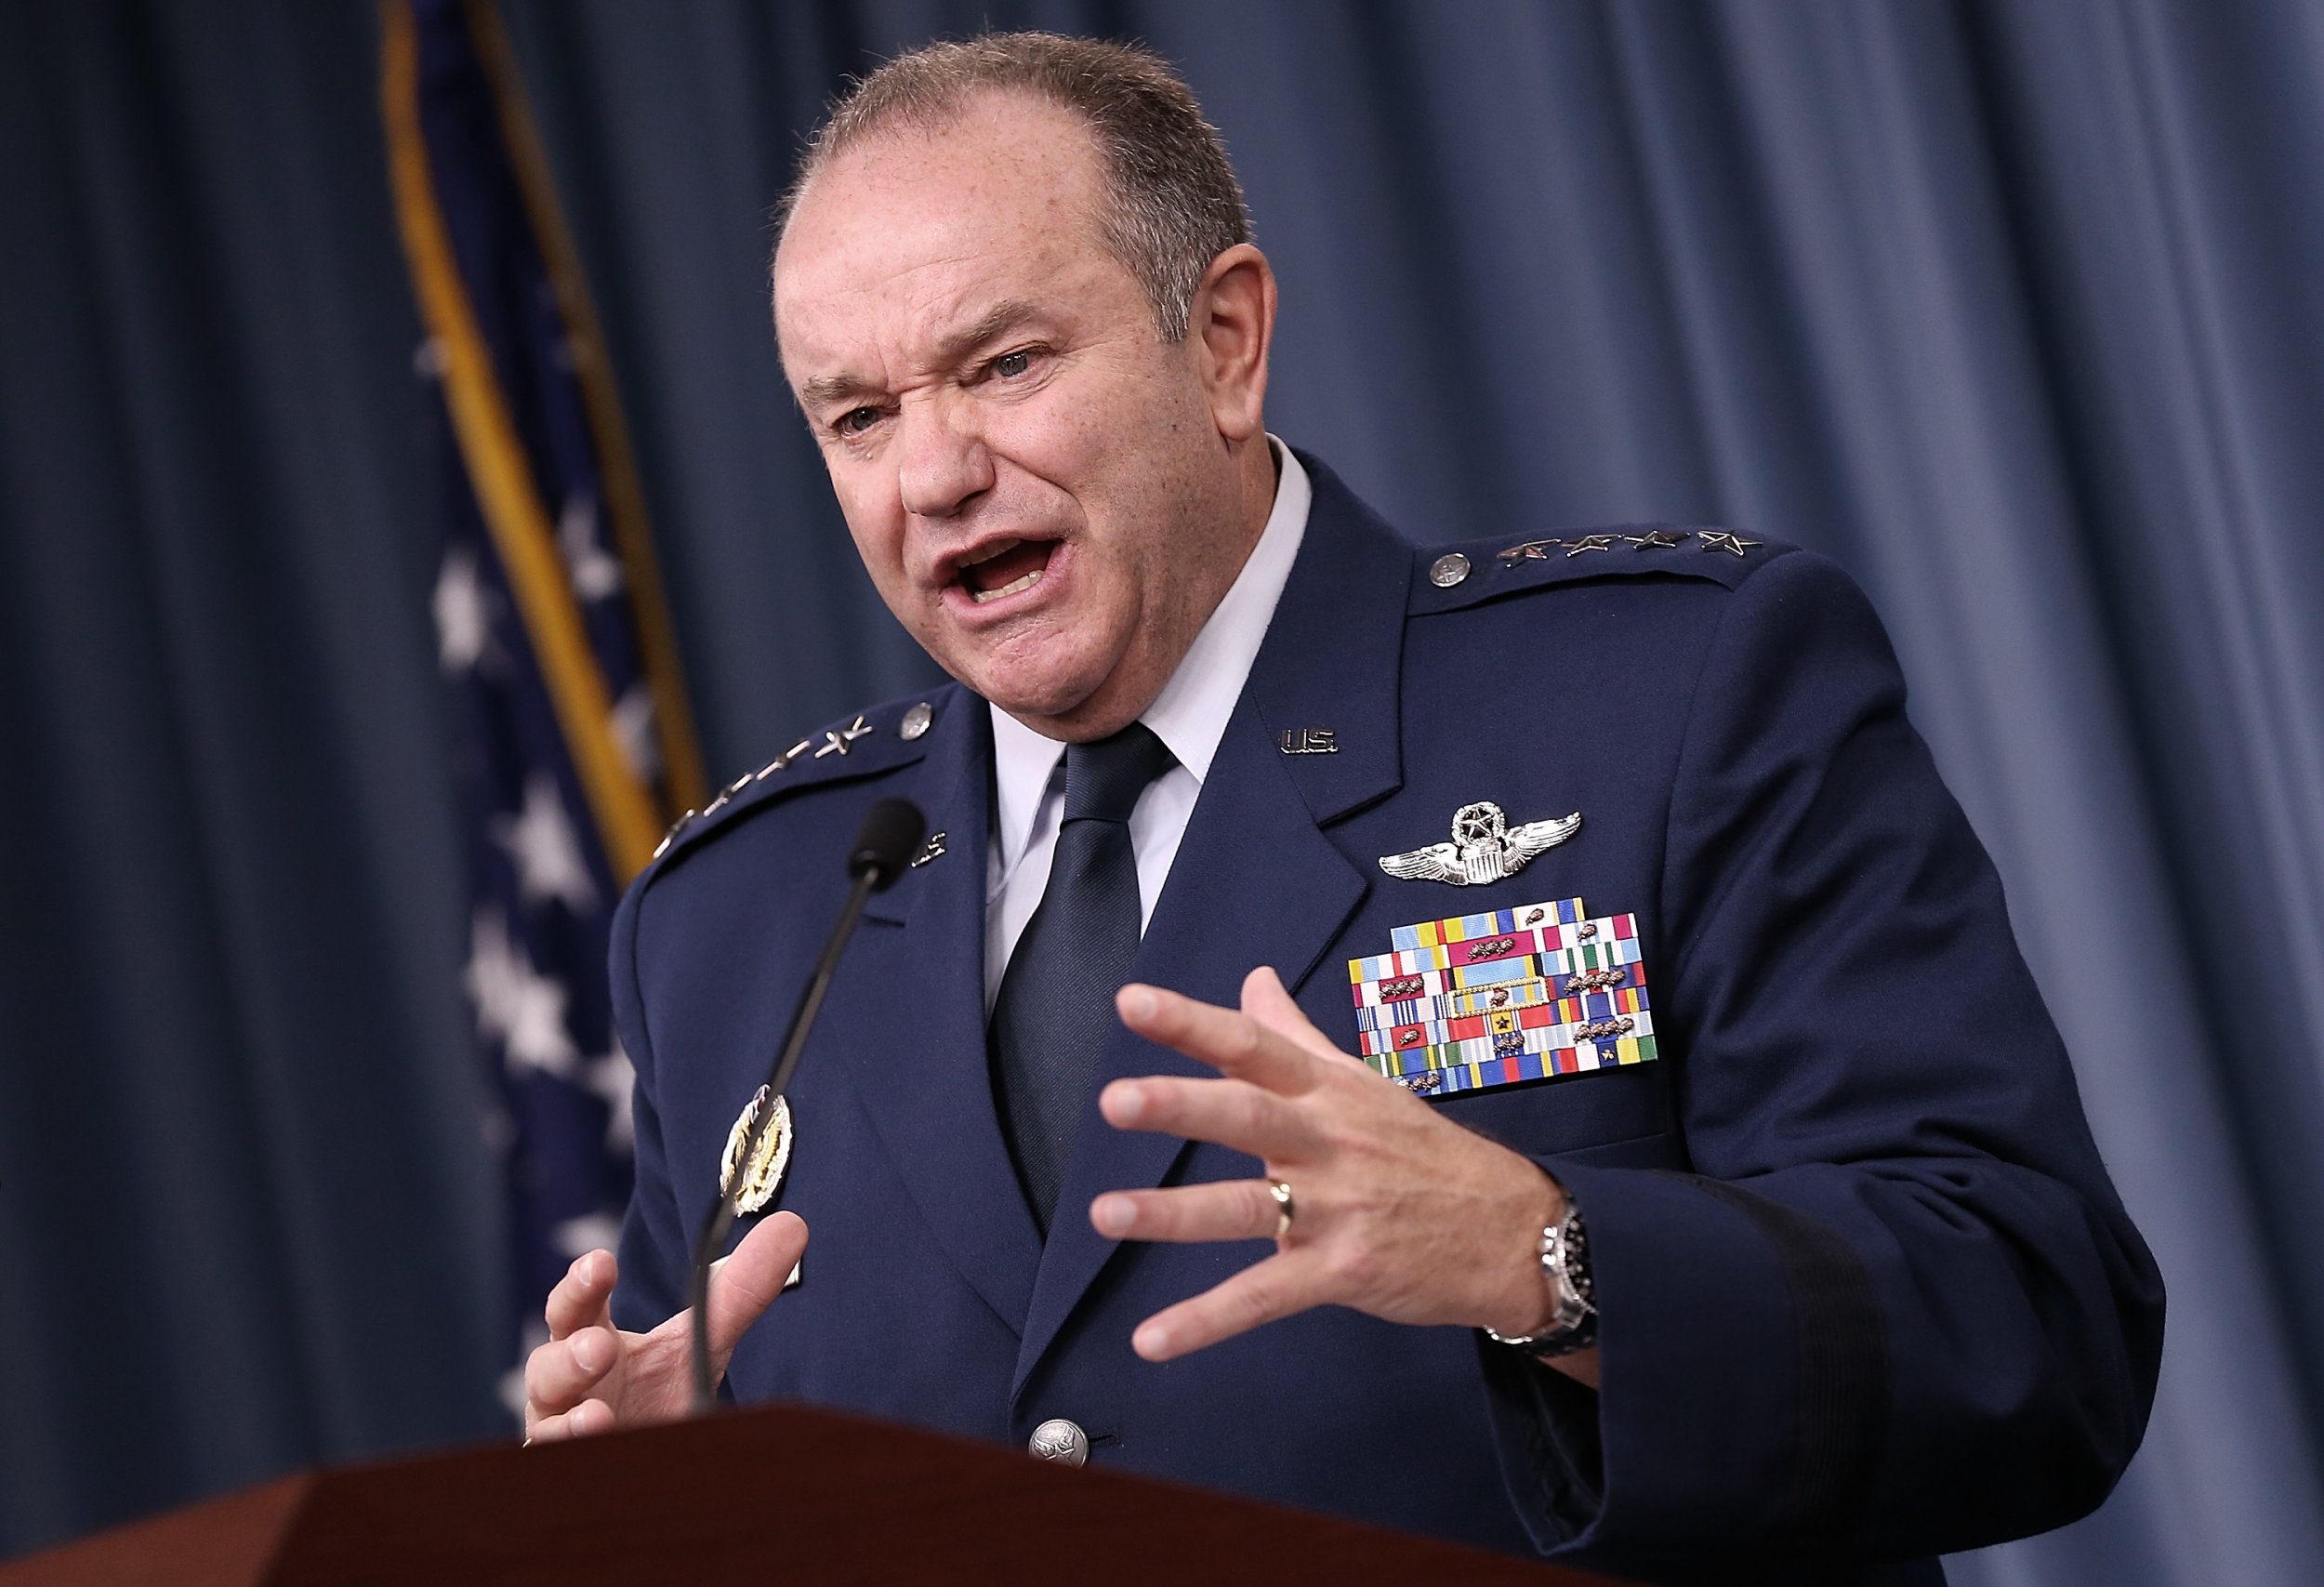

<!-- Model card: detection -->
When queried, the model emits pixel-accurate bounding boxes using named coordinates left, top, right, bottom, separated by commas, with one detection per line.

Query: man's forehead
left=776, top=229, right=1094, bottom=385
left=780, top=93, right=1106, bottom=275
left=773, top=97, right=1124, bottom=386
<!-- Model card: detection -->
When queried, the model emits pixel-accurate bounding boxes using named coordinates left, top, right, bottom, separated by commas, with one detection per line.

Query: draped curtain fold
left=2, top=3, right=2317, bottom=1581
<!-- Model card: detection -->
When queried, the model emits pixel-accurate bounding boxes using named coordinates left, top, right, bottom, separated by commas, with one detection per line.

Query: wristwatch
left=1484, top=1198, right=1596, bottom=1358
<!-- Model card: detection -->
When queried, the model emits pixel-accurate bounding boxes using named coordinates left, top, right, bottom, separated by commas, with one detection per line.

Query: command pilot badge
left=719, top=1084, right=793, bottom=1214
left=1378, top=800, right=1580, bottom=886
left=1348, top=898, right=1658, bottom=1098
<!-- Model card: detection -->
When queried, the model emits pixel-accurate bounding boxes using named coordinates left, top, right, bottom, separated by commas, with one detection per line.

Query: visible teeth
left=960, top=537, right=1022, bottom=568
left=970, top=568, right=1042, bottom=604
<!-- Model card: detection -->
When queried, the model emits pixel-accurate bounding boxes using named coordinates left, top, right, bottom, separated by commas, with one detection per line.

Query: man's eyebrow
left=799, top=370, right=876, bottom=408
left=796, top=301, right=1044, bottom=411
left=937, top=300, right=1042, bottom=364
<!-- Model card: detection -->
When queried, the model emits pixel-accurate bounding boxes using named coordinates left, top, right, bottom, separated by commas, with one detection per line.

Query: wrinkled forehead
left=772, top=95, right=1118, bottom=368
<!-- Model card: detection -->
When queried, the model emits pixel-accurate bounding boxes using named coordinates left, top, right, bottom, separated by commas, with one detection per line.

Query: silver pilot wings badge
left=1378, top=800, right=1582, bottom=887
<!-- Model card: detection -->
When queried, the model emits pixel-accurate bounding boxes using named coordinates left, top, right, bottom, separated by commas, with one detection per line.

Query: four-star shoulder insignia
left=1497, top=527, right=1763, bottom=564
left=649, top=700, right=940, bottom=867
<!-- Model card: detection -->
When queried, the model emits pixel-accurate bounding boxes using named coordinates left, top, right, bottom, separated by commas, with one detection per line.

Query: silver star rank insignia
left=815, top=714, right=874, bottom=757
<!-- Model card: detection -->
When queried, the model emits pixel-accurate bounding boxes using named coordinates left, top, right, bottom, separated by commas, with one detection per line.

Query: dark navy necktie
left=989, top=721, right=1177, bottom=1233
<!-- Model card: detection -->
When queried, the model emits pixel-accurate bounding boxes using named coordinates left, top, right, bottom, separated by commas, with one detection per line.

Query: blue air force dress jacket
left=609, top=456, right=2162, bottom=1586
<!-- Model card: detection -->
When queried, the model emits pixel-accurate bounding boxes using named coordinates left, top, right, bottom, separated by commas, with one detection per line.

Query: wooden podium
left=0, top=1403, right=1616, bottom=1584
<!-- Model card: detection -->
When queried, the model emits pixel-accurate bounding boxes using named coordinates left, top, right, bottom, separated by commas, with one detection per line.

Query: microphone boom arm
left=684, top=798, right=923, bottom=1415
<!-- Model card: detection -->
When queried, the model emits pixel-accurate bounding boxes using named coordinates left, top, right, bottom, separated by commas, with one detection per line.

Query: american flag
left=382, top=0, right=706, bottom=1411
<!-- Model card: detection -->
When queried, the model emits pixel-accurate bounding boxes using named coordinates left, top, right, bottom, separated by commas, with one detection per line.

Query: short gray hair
left=775, top=33, right=1253, bottom=342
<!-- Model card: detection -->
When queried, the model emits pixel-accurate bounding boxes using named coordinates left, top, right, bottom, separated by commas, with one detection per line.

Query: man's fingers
left=1090, top=1179, right=1285, bottom=1244
left=1099, top=1072, right=1322, bottom=1159
left=545, top=1249, right=616, bottom=1341
left=523, top=1328, right=615, bottom=1414
left=1129, top=1250, right=1326, bottom=1362
left=1238, top=965, right=1343, bottom=1061
left=525, top=1398, right=614, bottom=1444
left=704, top=1211, right=809, bottom=1363
left=1117, top=983, right=1315, bottom=1094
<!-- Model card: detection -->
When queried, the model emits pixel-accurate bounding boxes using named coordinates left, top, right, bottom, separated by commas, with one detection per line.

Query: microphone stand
left=687, top=800, right=921, bottom=1415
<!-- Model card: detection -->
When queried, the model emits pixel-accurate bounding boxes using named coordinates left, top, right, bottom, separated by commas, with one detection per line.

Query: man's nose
left=894, top=397, right=994, bottom=521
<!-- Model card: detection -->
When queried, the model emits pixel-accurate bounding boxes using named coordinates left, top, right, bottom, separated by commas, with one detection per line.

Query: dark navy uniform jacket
left=610, top=456, right=2163, bottom=1585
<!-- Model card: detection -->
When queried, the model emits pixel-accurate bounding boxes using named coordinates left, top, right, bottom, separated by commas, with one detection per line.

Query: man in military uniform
left=521, top=33, right=2161, bottom=1585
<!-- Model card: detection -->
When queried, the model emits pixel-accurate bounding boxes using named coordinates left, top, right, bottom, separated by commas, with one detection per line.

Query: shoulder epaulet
left=1408, top=524, right=1797, bottom=615
left=644, top=692, right=950, bottom=871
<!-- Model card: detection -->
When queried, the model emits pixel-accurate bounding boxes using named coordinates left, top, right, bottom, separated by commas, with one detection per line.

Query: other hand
left=1093, top=968, right=1593, bottom=1382
left=522, top=1211, right=808, bottom=1442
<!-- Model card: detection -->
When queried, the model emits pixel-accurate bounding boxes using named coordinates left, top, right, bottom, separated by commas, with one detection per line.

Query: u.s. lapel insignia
left=1378, top=800, right=1580, bottom=886
left=718, top=1084, right=793, bottom=1214
left=1347, top=897, right=1657, bottom=1097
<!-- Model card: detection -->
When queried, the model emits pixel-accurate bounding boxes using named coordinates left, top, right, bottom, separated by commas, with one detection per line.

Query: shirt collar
left=989, top=438, right=1313, bottom=873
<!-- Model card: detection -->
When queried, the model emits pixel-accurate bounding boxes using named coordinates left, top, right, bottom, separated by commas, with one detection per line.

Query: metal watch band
left=1484, top=1199, right=1597, bottom=1358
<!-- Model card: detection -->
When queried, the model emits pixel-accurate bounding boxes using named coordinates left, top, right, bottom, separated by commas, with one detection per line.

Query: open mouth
left=953, top=537, right=1058, bottom=604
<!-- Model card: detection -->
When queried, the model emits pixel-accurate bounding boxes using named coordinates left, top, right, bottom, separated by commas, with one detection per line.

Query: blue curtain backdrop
left=1, top=2, right=2318, bottom=1581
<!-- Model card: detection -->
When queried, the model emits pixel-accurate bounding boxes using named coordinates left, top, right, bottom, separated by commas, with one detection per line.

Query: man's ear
left=1188, top=244, right=1275, bottom=443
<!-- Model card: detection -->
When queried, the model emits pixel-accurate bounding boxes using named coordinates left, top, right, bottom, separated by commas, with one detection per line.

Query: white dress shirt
left=984, top=441, right=1313, bottom=1011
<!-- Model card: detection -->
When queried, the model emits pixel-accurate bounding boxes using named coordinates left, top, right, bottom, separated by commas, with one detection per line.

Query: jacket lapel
left=1012, top=459, right=1412, bottom=1392
left=838, top=693, right=1042, bottom=1333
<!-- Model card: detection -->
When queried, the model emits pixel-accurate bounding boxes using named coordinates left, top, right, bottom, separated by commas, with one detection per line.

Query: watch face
left=1485, top=1211, right=1595, bottom=1354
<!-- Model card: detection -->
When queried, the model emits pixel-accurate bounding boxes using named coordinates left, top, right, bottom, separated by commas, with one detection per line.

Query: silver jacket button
left=1027, top=1418, right=1089, bottom=1466
left=899, top=700, right=934, bottom=741
left=1428, top=551, right=1472, bottom=588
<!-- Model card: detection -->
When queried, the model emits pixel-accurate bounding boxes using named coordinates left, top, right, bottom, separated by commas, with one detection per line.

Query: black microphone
left=688, top=796, right=925, bottom=1414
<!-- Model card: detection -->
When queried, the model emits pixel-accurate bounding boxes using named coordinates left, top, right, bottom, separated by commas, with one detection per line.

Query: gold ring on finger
left=1267, top=1179, right=1296, bottom=1241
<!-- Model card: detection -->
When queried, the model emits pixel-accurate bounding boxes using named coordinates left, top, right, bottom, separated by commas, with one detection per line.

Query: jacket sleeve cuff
left=1482, top=1158, right=1887, bottom=1565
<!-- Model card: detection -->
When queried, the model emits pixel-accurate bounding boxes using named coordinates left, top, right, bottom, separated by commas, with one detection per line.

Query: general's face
left=773, top=94, right=1258, bottom=738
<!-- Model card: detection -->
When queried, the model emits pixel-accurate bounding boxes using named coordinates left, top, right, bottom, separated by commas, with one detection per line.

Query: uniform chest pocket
left=1430, top=1063, right=1674, bottom=1158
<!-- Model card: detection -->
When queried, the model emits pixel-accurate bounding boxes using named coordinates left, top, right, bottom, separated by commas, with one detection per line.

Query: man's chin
left=985, top=684, right=1101, bottom=731
left=928, top=624, right=1151, bottom=736
left=973, top=665, right=1152, bottom=740
left=956, top=658, right=1098, bottom=721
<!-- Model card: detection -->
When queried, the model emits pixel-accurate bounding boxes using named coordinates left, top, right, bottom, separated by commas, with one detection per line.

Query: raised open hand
left=522, top=1211, right=808, bottom=1441
left=1091, top=967, right=1584, bottom=1374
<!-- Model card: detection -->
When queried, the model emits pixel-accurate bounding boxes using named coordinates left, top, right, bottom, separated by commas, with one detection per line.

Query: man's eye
left=837, top=406, right=882, bottom=435
left=992, top=350, right=1033, bottom=378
